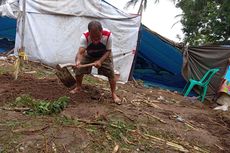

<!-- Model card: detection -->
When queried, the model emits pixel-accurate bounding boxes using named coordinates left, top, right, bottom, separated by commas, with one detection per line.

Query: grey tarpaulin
left=182, top=45, right=230, bottom=100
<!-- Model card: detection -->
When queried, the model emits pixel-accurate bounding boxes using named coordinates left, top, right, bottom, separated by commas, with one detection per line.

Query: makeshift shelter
left=0, top=18, right=16, bottom=53
left=182, top=45, right=230, bottom=99
left=0, top=0, right=141, bottom=83
left=133, top=25, right=187, bottom=91
left=0, top=0, right=189, bottom=92
left=0, top=0, right=18, bottom=53
left=0, top=18, right=16, bottom=40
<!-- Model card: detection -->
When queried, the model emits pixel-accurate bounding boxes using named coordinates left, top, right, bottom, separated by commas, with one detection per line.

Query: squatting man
left=70, top=21, right=121, bottom=104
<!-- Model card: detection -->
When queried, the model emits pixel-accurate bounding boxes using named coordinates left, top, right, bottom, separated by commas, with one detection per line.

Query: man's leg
left=70, top=74, right=84, bottom=94
left=108, top=78, right=121, bottom=104
left=98, top=56, right=121, bottom=103
left=70, top=55, right=95, bottom=94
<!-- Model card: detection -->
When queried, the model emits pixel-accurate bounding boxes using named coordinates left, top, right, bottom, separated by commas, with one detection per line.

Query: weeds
left=13, top=95, right=70, bottom=115
left=108, top=120, right=135, bottom=142
left=34, top=69, right=55, bottom=78
left=0, top=64, right=14, bottom=75
left=83, top=75, right=98, bottom=85
left=0, top=120, right=23, bottom=129
left=54, top=116, right=79, bottom=126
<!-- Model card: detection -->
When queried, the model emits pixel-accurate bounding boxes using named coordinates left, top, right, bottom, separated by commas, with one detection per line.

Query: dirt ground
left=0, top=60, right=230, bottom=153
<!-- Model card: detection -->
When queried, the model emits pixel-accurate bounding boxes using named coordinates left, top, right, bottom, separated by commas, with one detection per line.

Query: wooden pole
left=20, top=0, right=26, bottom=50
left=15, top=0, right=26, bottom=80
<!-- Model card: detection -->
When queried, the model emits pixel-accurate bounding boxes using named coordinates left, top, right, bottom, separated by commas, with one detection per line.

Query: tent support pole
left=128, top=25, right=142, bottom=81
left=15, top=0, right=26, bottom=80
left=20, top=0, right=26, bottom=50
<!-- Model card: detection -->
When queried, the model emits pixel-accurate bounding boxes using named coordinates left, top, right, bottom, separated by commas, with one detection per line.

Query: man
left=70, top=21, right=121, bottom=104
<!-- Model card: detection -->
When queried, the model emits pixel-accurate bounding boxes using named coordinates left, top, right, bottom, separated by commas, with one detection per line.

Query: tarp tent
left=0, top=0, right=141, bottom=83
left=0, top=0, right=18, bottom=52
left=133, top=25, right=187, bottom=91
left=0, top=18, right=16, bottom=52
left=0, top=18, right=16, bottom=40
left=182, top=45, right=230, bottom=99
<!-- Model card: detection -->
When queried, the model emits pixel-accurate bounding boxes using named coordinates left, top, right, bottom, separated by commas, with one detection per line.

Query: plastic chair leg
left=182, top=82, right=189, bottom=94
left=184, top=83, right=195, bottom=96
left=198, top=87, right=203, bottom=100
left=201, top=86, right=208, bottom=102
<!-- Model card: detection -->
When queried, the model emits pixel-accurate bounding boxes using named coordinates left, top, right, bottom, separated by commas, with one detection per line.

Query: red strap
left=102, top=30, right=111, bottom=45
left=83, top=32, right=90, bottom=45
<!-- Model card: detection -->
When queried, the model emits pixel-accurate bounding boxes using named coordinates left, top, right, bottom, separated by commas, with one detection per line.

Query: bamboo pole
left=15, top=0, right=26, bottom=80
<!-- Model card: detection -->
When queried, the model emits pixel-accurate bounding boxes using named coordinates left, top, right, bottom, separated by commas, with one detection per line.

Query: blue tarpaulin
left=134, top=25, right=187, bottom=91
left=0, top=17, right=16, bottom=52
left=0, top=17, right=16, bottom=40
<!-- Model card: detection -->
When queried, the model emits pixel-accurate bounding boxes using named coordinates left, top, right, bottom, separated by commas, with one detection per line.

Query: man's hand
left=94, top=50, right=111, bottom=68
left=94, top=60, right=102, bottom=68
left=76, top=60, right=81, bottom=68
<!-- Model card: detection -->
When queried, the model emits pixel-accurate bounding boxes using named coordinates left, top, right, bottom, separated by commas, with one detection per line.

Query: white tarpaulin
left=12, top=0, right=141, bottom=82
left=0, top=0, right=19, bottom=18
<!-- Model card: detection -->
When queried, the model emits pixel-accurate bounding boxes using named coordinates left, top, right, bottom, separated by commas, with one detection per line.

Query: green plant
left=108, top=120, right=135, bottom=141
left=14, top=95, right=70, bottom=115
left=83, top=75, right=98, bottom=85
left=35, top=69, right=55, bottom=78
left=14, top=94, right=36, bottom=108
left=0, top=65, right=14, bottom=75
left=54, top=116, right=79, bottom=126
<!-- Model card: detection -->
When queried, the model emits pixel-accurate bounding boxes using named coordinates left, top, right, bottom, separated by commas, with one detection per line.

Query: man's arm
left=99, top=50, right=111, bottom=63
left=75, top=47, right=86, bottom=66
left=94, top=50, right=111, bottom=68
left=94, top=32, right=112, bottom=68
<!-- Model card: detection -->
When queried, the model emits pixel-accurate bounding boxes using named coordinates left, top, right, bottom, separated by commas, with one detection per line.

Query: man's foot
left=70, top=87, right=81, bottom=94
left=112, top=94, right=121, bottom=105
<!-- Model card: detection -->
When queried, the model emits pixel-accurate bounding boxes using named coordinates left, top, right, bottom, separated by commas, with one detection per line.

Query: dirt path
left=0, top=61, right=229, bottom=153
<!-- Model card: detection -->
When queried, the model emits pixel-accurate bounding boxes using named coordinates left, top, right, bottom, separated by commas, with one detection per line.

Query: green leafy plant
left=14, top=95, right=70, bottom=115
left=0, top=65, right=14, bottom=75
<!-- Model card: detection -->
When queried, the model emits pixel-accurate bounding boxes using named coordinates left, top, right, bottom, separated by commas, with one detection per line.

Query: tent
left=182, top=45, right=230, bottom=99
left=133, top=25, right=187, bottom=91
left=0, top=17, right=16, bottom=40
left=0, top=0, right=18, bottom=52
left=0, top=17, right=16, bottom=53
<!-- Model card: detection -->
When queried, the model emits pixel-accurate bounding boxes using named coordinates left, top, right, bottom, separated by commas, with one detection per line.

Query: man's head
left=88, top=21, right=103, bottom=44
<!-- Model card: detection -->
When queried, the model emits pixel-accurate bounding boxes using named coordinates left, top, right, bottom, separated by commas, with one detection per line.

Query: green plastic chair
left=183, top=68, right=220, bottom=102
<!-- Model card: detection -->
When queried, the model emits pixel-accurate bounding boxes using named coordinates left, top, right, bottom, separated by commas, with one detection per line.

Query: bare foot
left=70, top=87, right=81, bottom=94
left=112, top=94, right=121, bottom=105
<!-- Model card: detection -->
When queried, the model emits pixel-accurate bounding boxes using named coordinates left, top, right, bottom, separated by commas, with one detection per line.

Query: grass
left=34, top=69, right=54, bottom=78
left=0, top=120, right=23, bottom=129
left=0, top=132, right=22, bottom=153
left=107, top=119, right=137, bottom=149
left=0, top=61, right=56, bottom=79
left=0, top=63, right=14, bottom=75
left=83, top=75, right=101, bottom=85
left=12, top=94, right=70, bottom=115
left=54, top=116, right=80, bottom=126
left=21, top=62, right=56, bottom=79
left=0, top=119, right=24, bottom=152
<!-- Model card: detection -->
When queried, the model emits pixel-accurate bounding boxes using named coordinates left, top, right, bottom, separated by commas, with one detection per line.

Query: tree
left=125, top=0, right=160, bottom=15
left=125, top=0, right=230, bottom=46
left=176, top=0, right=230, bottom=46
